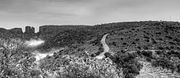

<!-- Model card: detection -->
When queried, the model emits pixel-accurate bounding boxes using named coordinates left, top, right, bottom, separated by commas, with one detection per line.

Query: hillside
left=0, top=21, right=180, bottom=78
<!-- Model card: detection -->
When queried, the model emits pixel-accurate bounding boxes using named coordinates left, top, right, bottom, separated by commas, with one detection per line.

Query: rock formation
left=25, top=26, right=35, bottom=34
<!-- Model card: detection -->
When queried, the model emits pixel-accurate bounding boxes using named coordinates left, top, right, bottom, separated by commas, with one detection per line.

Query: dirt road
left=95, top=34, right=109, bottom=59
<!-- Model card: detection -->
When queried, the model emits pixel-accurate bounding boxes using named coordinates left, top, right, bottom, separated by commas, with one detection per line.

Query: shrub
left=112, top=42, right=117, bottom=46
left=135, top=38, right=139, bottom=41
left=110, top=52, right=142, bottom=78
left=141, top=51, right=152, bottom=58
left=151, top=58, right=175, bottom=70
left=177, top=64, right=180, bottom=73
left=123, top=43, right=127, bottom=45
left=143, top=46, right=149, bottom=50
left=151, top=38, right=157, bottom=44
left=158, top=47, right=164, bottom=50
left=174, top=38, right=180, bottom=42
left=165, top=36, right=173, bottom=39
left=30, top=70, right=41, bottom=77
left=167, top=50, right=180, bottom=58
left=124, top=73, right=135, bottom=78
left=44, top=30, right=94, bottom=48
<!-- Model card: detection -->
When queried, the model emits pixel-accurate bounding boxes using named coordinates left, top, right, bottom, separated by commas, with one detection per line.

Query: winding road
left=32, top=34, right=110, bottom=61
left=95, top=34, right=110, bottom=59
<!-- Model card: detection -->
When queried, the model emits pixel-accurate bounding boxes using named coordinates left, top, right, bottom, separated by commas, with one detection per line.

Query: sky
left=0, top=0, right=180, bottom=31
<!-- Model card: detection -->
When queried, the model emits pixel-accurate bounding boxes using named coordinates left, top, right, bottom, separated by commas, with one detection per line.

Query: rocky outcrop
left=25, top=26, right=35, bottom=34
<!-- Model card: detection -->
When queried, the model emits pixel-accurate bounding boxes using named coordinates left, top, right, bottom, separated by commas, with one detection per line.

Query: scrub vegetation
left=1, top=21, right=180, bottom=78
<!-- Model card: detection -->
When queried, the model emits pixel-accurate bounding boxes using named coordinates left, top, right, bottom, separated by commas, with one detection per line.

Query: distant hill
left=107, top=21, right=180, bottom=52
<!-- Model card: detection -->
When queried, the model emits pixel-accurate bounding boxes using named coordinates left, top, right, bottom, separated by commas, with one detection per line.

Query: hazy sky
left=0, top=0, right=180, bottom=31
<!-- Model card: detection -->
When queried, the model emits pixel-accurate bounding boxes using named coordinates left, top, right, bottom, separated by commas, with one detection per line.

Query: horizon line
left=1, top=20, right=180, bottom=33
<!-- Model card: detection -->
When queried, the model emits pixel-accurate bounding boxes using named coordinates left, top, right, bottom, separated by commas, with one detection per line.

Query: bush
left=30, top=70, right=41, bottom=77
left=110, top=52, right=142, bottom=78
left=112, top=42, right=117, bottom=46
left=158, top=47, right=164, bottom=50
left=44, top=30, right=94, bottom=48
left=165, top=36, right=173, bottom=39
left=124, top=73, right=135, bottom=78
left=143, top=46, right=149, bottom=50
left=167, top=50, right=180, bottom=58
left=177, top=64, right=180, bottom=73
left=151, top=38, right=157, bottom=44
left=152, top=58, right=175, bottom=70
left=141, top=51, right=152, bottom=58
left=174, top=38, right=180, bottom=42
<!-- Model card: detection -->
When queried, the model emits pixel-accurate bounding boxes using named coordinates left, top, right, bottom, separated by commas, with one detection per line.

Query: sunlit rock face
left=25, top=39, right=45, bottom=47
